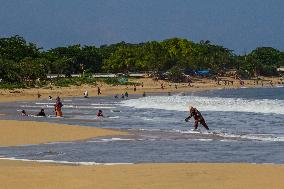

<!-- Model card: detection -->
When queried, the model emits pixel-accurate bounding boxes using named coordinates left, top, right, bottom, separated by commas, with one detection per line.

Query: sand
left=0, top=120, right=126, bottom=147
left=0, top=77, right=282, bottom=102
left=0, top=160, right=283, bottom=189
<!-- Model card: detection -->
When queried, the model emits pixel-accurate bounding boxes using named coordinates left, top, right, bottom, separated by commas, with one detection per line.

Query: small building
left=225, top=69, right=238, bottom=76
left=277, top=66, right=284, bottom=72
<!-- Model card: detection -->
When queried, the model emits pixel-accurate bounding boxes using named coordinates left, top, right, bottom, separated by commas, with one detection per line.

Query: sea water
left=0, top=87, right=283, bottom=164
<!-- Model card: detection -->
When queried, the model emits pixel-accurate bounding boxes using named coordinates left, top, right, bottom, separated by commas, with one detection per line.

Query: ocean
left=0, top=87, right=284, bottom=164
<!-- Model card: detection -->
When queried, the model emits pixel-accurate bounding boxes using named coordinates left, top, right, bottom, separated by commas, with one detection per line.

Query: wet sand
left=0, top=120, right=126, bottom=147
left=0, top=160, right=283, bottom=189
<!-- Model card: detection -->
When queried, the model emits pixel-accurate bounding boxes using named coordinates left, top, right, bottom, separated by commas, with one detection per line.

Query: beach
left=0, top=77, right=284, bottom=188
left=0, top=77, right=281, bottom=102
left=0, top=160, right=283, bottom=189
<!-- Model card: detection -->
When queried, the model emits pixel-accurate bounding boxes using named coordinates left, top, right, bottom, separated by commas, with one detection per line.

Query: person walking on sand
left=185, top=106, right=209, bottom=130
left=54, top=96, right=63, bottom=117
left=84, top=90, right=88, bottom=98
left=97, top=87, right=102, bottom=95
left=37, top=91, right=41, bottom=99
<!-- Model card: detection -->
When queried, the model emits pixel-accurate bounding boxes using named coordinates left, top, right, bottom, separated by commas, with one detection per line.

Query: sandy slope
left=0, top=120, right=126, bottom=147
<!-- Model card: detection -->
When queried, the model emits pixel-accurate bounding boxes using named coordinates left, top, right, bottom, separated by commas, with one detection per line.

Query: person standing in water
left=36, top=108, right=46, bottom=117
left=125, top=91, right=129, bottom=98
left=185, top=106, right=209, bottom=130
left=96, top=110, right=104, bottom=117
left=21, top=110, right=28, bottom=116
left=54, top=96, right=63, bottom=117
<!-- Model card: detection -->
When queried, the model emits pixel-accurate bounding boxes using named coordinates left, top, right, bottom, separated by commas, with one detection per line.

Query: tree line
left=0, top=35, right=284, bottom=86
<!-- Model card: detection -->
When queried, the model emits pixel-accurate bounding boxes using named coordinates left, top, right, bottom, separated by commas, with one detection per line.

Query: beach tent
left=195, top=70, right=210, bottom=76
left=118, top=77, right=128, bottom=84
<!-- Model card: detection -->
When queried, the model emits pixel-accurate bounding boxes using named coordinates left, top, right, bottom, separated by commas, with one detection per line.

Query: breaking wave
left=120, top=95, right=284, bottom=115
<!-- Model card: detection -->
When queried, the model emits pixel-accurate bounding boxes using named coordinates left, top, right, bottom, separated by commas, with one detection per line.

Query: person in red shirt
left=185, top=106, right=209, bottom=130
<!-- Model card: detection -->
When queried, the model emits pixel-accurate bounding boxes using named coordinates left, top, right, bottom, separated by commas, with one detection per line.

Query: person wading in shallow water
left=96, top=110, right=104, bottom=117
left=54, top=97, right=63, bottom=117
left=185, top=106, right=209, bottom=130
left=36, top=108, right=46, bottom=117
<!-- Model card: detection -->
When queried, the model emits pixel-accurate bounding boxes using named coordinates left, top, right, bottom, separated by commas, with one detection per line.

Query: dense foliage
left=0, top=35, right=284, bottom=88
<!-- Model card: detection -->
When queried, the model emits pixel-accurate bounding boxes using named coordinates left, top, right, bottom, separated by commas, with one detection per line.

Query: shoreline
left=1, top=156, right=283, bottom=166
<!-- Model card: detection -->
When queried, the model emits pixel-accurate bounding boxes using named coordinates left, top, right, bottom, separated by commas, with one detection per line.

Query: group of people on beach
left=21, top=95, right=106, bottom=119
left=24, top=85, right=210, bottom=131
left=21, top=96, right=63, bottom=118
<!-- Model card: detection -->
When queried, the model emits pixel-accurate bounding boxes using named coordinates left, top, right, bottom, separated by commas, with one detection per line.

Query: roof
left=277, top=67, right=284, bottom=72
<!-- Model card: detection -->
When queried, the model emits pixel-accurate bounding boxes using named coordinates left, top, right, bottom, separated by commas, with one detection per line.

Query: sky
left=0, top=0, right=283, bottom=54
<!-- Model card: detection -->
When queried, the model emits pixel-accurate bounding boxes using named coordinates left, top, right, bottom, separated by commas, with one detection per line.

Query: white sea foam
left=239, top=134, right=284, bottom=142
left=0, top=157, right=132, bottom=165
left=21, top=105, right=116, bottom=109
left=100, top=138, right=135, bottom=142
left=192, top=139, right=213, bottom=142
left=46, top=141, right=74, bottom=145
left=91, top=103, right=115, bottom=106
left=35, top=102, right=54, bottom=105
left=108, top=116, right=120, bottom=119
left=87, top=138, right=135, bottom=143
left=120, top=95, right=284, bottom=115
left=173, top=129, right=284, bottom=142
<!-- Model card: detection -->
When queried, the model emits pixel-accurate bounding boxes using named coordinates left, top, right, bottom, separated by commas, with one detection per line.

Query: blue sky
left=0, top=0, right=283, bottom=54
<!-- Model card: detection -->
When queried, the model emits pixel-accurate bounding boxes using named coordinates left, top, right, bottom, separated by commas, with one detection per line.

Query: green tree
left=245, top=47, right=282, bottom=76
left=0, top=59, right=21, bottom=83
left=19, top=58, right=47, bottom=84
left=0, top=35, right=40, bottom=62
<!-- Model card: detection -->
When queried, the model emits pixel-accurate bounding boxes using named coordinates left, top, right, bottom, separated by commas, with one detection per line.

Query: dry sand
left=0, top=120, right=126, bottom=147
left=0, top=160, right=283, bottom=189
left=0, top=77, right=282, bottom=102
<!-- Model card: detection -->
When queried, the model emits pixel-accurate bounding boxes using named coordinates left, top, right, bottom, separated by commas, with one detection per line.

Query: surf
left=120, top=95, right=284, bottom=115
